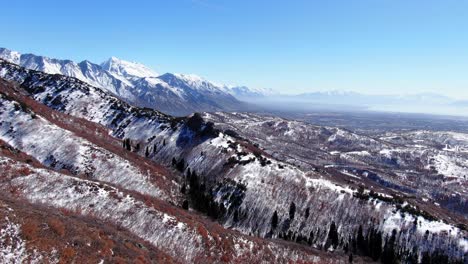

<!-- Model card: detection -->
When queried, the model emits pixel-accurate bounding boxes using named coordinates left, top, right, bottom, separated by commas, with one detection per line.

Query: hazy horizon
left=2, top=0, right=468, bottom=100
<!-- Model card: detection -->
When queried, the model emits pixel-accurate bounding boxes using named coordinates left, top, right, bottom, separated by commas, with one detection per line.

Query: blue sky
left=2, top=0, right=468, bottom=98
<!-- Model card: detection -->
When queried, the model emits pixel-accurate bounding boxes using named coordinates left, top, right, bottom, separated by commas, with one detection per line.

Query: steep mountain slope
left=0, top=60, right=466, bottom=263
left=0, top=80, right=177, bottom=201
left=0, top=155, right=175, bottom=264
left=0, top=77, right=351, bottom=263
left=0, top=141, right=342, bottom=263
left=0, top=48, right=245, bottom=116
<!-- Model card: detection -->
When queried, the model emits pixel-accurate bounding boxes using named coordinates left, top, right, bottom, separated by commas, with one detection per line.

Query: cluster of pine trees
left=122, top=138, right=140, bottom=152
left=269, top=207, right=462, bottom=264
left=172, top=159, right=229, bottom=220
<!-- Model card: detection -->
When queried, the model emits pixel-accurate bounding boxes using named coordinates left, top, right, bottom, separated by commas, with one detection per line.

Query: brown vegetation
left=47, top=218, right=66, bottom=237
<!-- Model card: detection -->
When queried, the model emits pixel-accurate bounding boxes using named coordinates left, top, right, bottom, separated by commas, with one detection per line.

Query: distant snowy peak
left=158, top=73, right=225, bottom=93
left=0, top=48, right=103, bottom=85
left=174, top=73, right=207, bottom=85
left=0, top=48, right=20, bottom=64
left=225, top=85, right=275, bottom=98
left=9, top=51, right=77, bottom=76
left=101, top=56, right=158, bottom=79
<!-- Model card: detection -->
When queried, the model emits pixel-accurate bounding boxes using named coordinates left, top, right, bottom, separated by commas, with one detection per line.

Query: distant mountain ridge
left=1, top=47, right=462, bottom=117
left=0, top=47, right=248, bottom=116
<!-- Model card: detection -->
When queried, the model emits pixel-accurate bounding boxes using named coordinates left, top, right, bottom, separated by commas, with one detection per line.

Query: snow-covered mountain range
left=3, top=47, right=462, bottom=117
left=0, top=58, right=466, bottom=263
left=0, top=48, right=252, bottom=116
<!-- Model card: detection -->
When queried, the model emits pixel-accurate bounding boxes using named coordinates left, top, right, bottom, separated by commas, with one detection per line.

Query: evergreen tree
left=357, top=225, right=366, bottom=254
left=421, top=251, right=431, bottom=264
left=182, top=200, right=189, bottom=210
left=289, top=202, right=296, bottom=220
left=371, top=230, right=383, bottom=261
left=308, top=230, right=314, bottom=245
left=123, top=138, right=131, bottom=151
left=176, top=158, right=185, bottom=172
left=202, top=121, right=217, bottom=137
left=406, top=247, right=419, bottom=264
left=271, top=211, right=279, bottom=230
left=189, top=171, right=198, bottom=189
left=304, top=207, right=310, bottom=219
left=327, top=221, right=339, bottom=249
left=187, top=113, right=204, bottom=132
left=382, top=229, right=398, bottom=264
left=233, top=209, right=239, bottom=223
left=429, top=251, right=449, bottom=264
left=367, top=227, right=374, bottom=258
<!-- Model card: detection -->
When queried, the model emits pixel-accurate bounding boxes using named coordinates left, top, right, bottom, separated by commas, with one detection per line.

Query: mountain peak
left=174, top=73, right=206, bottom=83
left=159, top=72, right=226, bottom=92
left=0, top=47, right=21, bottom=64
left=101, top=56, right=158, bottom=79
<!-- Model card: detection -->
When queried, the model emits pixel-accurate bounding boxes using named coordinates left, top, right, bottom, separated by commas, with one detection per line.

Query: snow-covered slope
left=0, top=78, right=346, bottom=263
left=1, top=60, right=466, bottom=263
left=0, top=48, right=245, bottom=116
left=0, top=83, right=175, bottom=201
left=0, top=147, right=342, bottom=263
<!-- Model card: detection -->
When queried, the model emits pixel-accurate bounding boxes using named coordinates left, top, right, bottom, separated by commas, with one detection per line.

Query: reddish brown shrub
left=221, top=253, right=232, bottom=263
left=101, top=237, right=115, bottom=257
left=48, top=218, right=66, bottom=237
left=111, top=256, right=127, bottom=264
left=9, top=185, right=21, bottom=196
left=133, top=255, right=148, bottom=264
left=21, top=219, right=39, bottom=240
left=60, top=247, right=76, bottom=263
left=17, top=166, right=32, bottom=176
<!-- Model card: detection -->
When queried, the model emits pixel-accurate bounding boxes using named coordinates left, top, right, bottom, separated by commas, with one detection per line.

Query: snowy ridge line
left=0, top=82, right=176, bottom=201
